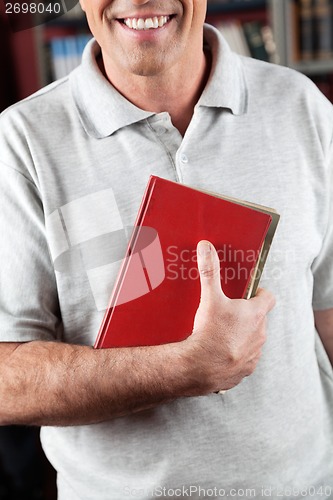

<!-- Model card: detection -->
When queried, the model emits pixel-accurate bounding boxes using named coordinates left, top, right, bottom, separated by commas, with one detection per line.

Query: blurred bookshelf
left=207, top=0, right=278, bottom=63
left=270, top=0, right=333, bottom=100
left=33, top=3, right=91, bottom=86
left=271, top=0, right=333, bottom=71
left=1, top=0, right=333, bottom=108
left=208, top=0, right=333, bottom=101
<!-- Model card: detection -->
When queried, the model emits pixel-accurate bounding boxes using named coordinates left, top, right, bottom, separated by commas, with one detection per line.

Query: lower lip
left=116, top=17, right=174, bottom=40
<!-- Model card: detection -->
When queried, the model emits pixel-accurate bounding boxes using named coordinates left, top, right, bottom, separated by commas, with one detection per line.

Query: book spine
left=49, top=38, right=67, bottom=80
left=94, top=176, right=158, bottom=349
left=313, top=0, right=333, bottom=59
left=49, top=33, right=91, bottom=80
left=216, top=21, right=252, bottom=56
left=288, top=0, right=301, bottom=62
left=242, top=21, right=269, bottom=61
left=299, top=0, right=314, bottom=61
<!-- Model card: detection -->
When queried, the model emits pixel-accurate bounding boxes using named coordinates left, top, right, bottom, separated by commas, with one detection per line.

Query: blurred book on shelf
left=291, top=0, right=333, bottom=62
left=243, top=20, right=270, bottom=60
left=206, top=0, right=278, bottom=62
left=216, top=20, right=251, bottom=56
left=216, top=20, right=278, bottom=62
left=312, top=0, right=332, bottom=60
left=49, top=33, right=92, bottom=80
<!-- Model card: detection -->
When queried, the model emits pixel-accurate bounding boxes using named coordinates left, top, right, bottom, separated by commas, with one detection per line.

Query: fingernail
left=198, top=242, right=211, bottom=257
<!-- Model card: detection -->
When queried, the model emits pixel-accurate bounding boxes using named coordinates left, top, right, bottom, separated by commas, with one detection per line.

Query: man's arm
left=314, top=308, right=333, bottom=365
left=0, top=241, right=275, bottom=427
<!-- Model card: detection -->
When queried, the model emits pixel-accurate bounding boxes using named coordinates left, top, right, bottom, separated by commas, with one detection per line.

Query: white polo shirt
left=0, top=24, right=333, bottom=499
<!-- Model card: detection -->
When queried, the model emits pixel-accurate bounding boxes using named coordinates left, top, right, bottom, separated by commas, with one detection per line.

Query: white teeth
left=137, top=18, right=145, bottom=29
left=124, top=15, right=169, bottom=30
left=144, top=18, right=153, bottom=29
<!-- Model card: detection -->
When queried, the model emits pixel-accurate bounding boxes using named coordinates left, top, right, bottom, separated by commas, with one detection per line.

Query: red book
left=94, top=176, right=279, bottom=349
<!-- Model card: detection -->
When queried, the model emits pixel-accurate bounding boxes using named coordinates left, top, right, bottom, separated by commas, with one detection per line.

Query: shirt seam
left=322, top=129, right=333, bottom=241
left=0, top=78, right=69, bottom=119
left=0, top=159, right=37, bottom=187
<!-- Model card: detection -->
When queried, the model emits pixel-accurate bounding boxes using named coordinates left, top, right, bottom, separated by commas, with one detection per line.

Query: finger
left=196, top=240, right=225, bottom=303
left=250, top=287, right=276, bottom=314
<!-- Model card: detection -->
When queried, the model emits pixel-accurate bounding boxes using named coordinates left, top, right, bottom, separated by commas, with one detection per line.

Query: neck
left=100, top=48, right=211, bottom=137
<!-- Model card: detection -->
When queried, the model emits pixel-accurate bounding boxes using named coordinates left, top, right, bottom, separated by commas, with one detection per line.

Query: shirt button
left=156, top=126, right=167, bottom=135
left=180, top=153, right=188, bottom=164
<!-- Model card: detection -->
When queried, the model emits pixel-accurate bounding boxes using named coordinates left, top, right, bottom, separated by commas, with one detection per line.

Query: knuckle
left=245, top=363, right=256, bottom=377
left=244, top=365, right=255, bottom=377
left=225, top=343, right=244, bottom=366
left=199, top=265, right=219, bottom=279
left=253, top=308, right=267, bottom=327
left=227, top=351, right=241, bottom=367
left=253, top=288, right=276, bottom=313
left=245, top=356, right=260, bottom=376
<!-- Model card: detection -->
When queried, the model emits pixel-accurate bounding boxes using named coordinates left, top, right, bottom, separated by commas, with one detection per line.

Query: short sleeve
left=0, top=160, right=60, bottom=342
left=312, top=136, right=333, bottom=311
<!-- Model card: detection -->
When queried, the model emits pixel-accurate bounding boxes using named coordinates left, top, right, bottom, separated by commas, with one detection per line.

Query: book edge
left=94, top=175, right=158, bottom=348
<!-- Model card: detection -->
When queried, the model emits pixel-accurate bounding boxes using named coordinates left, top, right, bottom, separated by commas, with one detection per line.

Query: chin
left=129, top=66, right=165, bottom=77
left=122, top=43, right=178, bottom=77
left=125, top=59, right=167, bottom=78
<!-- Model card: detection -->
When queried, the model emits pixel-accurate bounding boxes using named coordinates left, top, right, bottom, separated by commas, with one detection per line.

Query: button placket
left=180, top=153, right=188, bottom=164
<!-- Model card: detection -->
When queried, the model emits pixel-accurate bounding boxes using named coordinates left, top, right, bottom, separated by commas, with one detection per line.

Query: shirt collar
left=198, top=24, right=248, bottom=115
left=70, top=24, right=248, bottom=139
left=70, top=41, right=154, bottom=139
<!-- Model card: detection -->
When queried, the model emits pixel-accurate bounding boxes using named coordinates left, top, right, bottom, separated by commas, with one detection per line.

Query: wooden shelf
left=290, top=59, right=333, bottom=76
left=206, top=1, right=267, bottom=24
left=3, top=0, right=333, bottom=105
left=207, top=0, right=266, bottom=14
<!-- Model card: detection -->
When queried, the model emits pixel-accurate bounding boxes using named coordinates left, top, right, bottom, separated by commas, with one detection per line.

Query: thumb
left=197, top=240, right=224, bottom=303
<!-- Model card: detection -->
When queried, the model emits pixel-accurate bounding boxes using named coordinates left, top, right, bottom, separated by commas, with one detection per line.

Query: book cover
left=94, top=176, right=279, bottom=349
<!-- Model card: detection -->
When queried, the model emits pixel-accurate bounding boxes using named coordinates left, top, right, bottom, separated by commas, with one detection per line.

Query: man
left=0, top=0, right=332, bottom=498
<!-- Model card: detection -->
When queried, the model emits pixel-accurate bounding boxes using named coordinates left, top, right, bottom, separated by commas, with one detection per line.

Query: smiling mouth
left=119, top=15, right=174, bottom=31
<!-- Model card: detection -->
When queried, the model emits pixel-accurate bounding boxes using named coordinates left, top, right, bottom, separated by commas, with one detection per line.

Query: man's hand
left=0, top=240, right=275, bottom=426
left=181, top=240, right=276, bottom=395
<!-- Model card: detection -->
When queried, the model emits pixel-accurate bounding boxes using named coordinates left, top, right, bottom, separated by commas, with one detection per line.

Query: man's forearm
left=0, top=242, right=275, bottom=427
left=0, top=340, right=194, bottom=427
